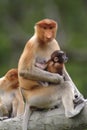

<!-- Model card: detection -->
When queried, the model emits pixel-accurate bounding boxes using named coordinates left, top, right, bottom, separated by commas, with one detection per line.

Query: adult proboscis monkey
left=18, top=19, right=85, bottom=130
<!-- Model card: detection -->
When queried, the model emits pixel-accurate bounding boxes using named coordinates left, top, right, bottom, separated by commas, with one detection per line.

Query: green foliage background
left=0, top=0, right=87, bottom=99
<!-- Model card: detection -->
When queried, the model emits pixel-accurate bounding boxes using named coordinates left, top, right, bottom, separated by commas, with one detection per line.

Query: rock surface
left=0, top=103, right=87, bottom=130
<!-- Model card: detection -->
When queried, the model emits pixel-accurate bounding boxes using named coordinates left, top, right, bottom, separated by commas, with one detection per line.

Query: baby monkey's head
left=51, top=50, right=68, bottom=64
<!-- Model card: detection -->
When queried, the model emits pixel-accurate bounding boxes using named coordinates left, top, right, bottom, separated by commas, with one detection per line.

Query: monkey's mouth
left=64, top=57, right=68, bottom=63
left=58, top=57, right=68, bottom=63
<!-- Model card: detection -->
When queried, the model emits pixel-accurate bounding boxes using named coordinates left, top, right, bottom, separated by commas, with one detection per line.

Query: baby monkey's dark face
left=51, top=50, right=68, bottom=63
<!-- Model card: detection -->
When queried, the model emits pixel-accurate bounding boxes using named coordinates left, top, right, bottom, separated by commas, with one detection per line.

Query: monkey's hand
left=35, top=62, right=47, bottom=70
left=19, top=67, right=64, bottom=84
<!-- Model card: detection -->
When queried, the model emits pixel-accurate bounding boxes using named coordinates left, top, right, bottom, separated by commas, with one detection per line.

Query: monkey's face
left=51, top=50, right=68, bottom=64
left=36, top=19, right=57, bottom=43
left=0, top=69, right=18, bottom=91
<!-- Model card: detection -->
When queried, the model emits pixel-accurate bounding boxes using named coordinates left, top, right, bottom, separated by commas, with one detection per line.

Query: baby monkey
left=36, top=50, right=68, bottom=76
left=35, top=50, right=68, bottom=86
left=0, top=68, right=24, bottom=120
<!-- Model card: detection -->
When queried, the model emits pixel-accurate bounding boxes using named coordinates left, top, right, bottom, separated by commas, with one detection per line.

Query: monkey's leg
left=23, top=101, right=32, bottom=130
left=16, top=88, right=24, bottom=117
left=62, top=81, right=85, bottom=118
left=64, top=68, right=85, bottom=101
left=11, top=98, right=18, bottom=117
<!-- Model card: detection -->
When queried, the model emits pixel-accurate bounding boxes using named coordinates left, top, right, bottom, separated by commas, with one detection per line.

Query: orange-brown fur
left=47, top=61, right=64, bottom=74
left=47, top=50, right=65, bottom=74
left=18, top=19, right=60, bottom=90
left=0, top=68, right=24, bottom=118
left=18, top=19, right=81, bottom=130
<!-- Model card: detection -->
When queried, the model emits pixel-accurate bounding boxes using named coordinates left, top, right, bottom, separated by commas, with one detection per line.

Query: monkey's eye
left=49, top=26, right=53, bottom=29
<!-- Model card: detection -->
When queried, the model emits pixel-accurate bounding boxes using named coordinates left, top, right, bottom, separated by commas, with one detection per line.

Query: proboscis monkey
left=0, top=68, right=24, bottom=119
left=18, top=19, right=85, bottom=130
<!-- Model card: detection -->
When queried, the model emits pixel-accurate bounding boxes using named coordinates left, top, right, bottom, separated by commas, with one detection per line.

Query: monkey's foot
left=66, top=101, right=85, bottom=118
left=73, top=95, right=85, bottom=108
left=0, top=116, right=8, bottom=121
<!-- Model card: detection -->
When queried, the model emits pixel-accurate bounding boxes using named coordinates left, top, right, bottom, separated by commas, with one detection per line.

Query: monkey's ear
left=54, top=57, right=59, bottom=62
left=9, top=72, right=18, bottom=80
left=6, top=69, right=18, bottom=81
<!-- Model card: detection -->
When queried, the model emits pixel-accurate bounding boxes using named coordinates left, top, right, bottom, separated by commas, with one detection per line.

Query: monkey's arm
left=19, top=66, right=64, bottom=84
left=18, top=40, right=63, bottom=84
